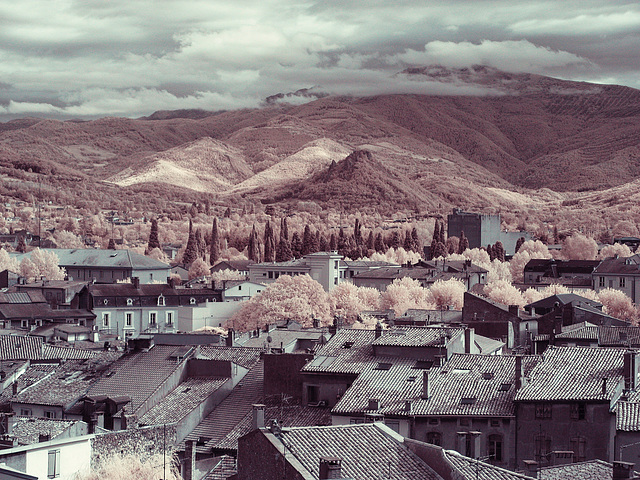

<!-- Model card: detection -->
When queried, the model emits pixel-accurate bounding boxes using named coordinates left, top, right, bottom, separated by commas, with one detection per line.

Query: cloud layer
left=1, top=0, right=638, bottom=119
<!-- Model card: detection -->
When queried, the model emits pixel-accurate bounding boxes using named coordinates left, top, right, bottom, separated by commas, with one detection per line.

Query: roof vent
left=460, top=397, right=477, bottom=405
left=482, top=372, right=494, bottom=380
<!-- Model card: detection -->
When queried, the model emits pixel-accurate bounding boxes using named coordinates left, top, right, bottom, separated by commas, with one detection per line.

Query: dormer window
left=157, top=294, right=165, bottom=306
left=189, top=297, right=196, bottom=305
left=103, top=299, right=109, bottom=305
left=126, top=298, right=133, bottom=306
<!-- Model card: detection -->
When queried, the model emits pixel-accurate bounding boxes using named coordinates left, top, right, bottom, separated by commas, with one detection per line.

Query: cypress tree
left=388, top=230, right=401, bottom=249
left=403, top=230, right=413, bottom=251
left=291, top=232, right=302, bottom=259
left=411, top=227, right=420, bottom=253
left=147, top=218, right=160, bottom=253
left=433, top=241, right=447, bottom=259
left=432, top=221, right=440, bottom=244
left=439, top=220, right=446, bottom=244
left=493, top=241, right=506, bottom=262
left=264, top=221, right=276, bottom=262
left=374, top=232, right=385, bottom=253
left=210, top=217, right=220, bottom=265
left=458, top=230, right=469, bottom=254
left=16, top=236, right=27, bottom=253
left=182, top=219, right=198, bottom=266
left=302, top=225, right=314, bottom=256
left=354, top=219, right=363, bottom=246
left=107, top=238, right=116, bottom=250
left=319, top=233, right=329, bottom=252
left=487, top=244, right=496, bottom=261
left=366, top=231, right=374, bottom=251
left=329, top=233, right=337, bottom=252
left=515, top=236, right=525, bottom=254
left=248, top=225, right=261, bottom=262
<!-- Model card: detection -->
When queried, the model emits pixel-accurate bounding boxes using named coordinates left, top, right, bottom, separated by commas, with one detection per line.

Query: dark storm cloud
left=0, top=0, right=638, bottom=119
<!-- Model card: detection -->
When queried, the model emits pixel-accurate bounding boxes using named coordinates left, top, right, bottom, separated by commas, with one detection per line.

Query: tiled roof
left=353, top=266, right=434, bottom=280
left=398, top=309, right=463, bottom=324
left=594, top=254, right=640, bottom=275
left=599, top=326, right=640, bottom=347
left=87, top=283, right=217, bottom=298
left=138, top=376, right=229, bottom=426
left=0, top=335, right=44, bottom=360
left=86, top=345, right=194, bottom=414
left=42, top=345, right=99, bottom=360
left=11, top=248, right=170, bottom=270
left=0, top=292, right=42, bottom=304
left=203, top=455, right=237, bottom=480
left=333, top=354, right=540, bottom=417
left=0, top=364, right=57, bottom=405
left=343, top=260, right=398, bottom=268
left=443, top=449, right=535, bottom=480
left=184, top=359, right=264, bottom=454
left=372, top=326, right=464, bottom=348
left=0, top=303, right=60, bottom=320
left=249, top=258, right=309, bottom=268
left=10, top=417, right=78, bottom=445
left=475, top=335, right=505, bottom=354
left=276, top=423, right=443, bottom=480
left=616, top=402, right=640, bottom=431
left=555, top=324, right=598, bottom=341
left=195, top=346, right=263, bottom=370
left=214, top=396, right=332, bottom=451
left=11, top=353, right=119, bottom=408
left=302, top=328, right=377, bottom=375
left=539, top=459, right=615, bottom=480
left=238, top=329, right=325, bottom=350
left=515, top=346, right=626, bottom=402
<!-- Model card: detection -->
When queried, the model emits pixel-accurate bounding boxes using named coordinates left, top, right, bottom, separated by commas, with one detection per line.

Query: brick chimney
left=375, top=322, right=383, bottom=339
left=226, top=328, right=234, bottom=347
left=508, top=305, right=520, bottom=318
left=83, top=397, right=97, bottom=434
left=422, top=370, right=431, bottom=400
left=252, top=404, right=265, bottom=430
left=515, top=355, right=524, bottom=390
left=624, top=350, right=637, bottom=391
left=183, top=440, right=196, bottom=480
left=132, top=277, right=140, bottom=289
left=458, top=431, right=482, bottom=458
left=613, top=461, right=635, bottom=479
left=367, top=398, right=380, bottom=411
left=550, top=451, right=574, bottom=466
left=319, top=457, right=342, bottom=480
left=522, top=460, right=538, bottom=476
left=464, top=328, right=475, bottom=354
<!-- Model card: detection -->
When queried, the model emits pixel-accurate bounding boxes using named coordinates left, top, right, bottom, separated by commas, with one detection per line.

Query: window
left=20, top=408, right=32, bottom=417
left=426, top=431, right=442, bottom=446
left=48, top=449, right=60, bottom=478
left=125, top=312, right=133, bottom=327
left=488, top=434, right=503, bottom=462
left=620, top=277, right=626, bottom=288
left=427, top=418, right=440, bottom=426
left=149, top=312, right=157, bottom=326
left=535, top=403, right=552, bottom=419
left=350, top=418, right=365, bottom=424
left=189, top=297, right=196, bottom=305
left=490, top=418, right=501, bottom=427
left=570, top=436, right=586, bottom=462
left=570, top=403, right=586, bottom=420
left=599, top=277, right=605, bottom=287
left=103, top=313, right=110, bottom=327
left=44, top=410, right=56, bottom=419
left=459, top=418, right=471, bottom=427
left=157, top=295, right=165, bottom=306
left=126, top=298, right=133, bottom=306
left=166, top=311, right=174, bottom=326
left=21, top=320, right=28, bottom=329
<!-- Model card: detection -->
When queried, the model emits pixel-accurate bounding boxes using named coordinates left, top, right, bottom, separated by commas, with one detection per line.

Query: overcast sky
left=1, top=0, right=638, bottom=120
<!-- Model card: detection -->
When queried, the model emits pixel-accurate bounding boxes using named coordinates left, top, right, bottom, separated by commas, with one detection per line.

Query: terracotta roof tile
left=539, top=459, right=616, bottom=480
left=444, top=449, right=535, bottom=480
left=10, top=417, right=79, bottom=445
left=515, top=346, right=626, bottom=402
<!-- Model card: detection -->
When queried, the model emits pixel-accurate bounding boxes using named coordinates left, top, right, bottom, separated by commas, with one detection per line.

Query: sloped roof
left=515, top=346, right=626, bottom=402
left=184, top=359, right=264, bottom=454
left=138, top=376, right=229, bottom=426
left=195, top=346, right=263, bottom=370
left=86, top=345, right=194, bottom=414
left=275, top=423, right=443, bottom=480
left=525, top=294, right=602, bottom=310
left=333, top=354, right=540, bottom=417
left=214, top=396, right=332, bottom=452
left=444, top=449, right=535, bottom=480
left=594, top=254, right=640, bottom=275
left=87, top=283, right=217, bottom=298
left=616, top=401, right=640, bottom=431
left=372, top=326, right=464, bottom=348
left=0, top=335, right=43, bottom=360
left=10, top=417, right=79, bottom=445
left=11, top=248, right=170, bottom=270
left=539, top=459, right=615, bottom=480
left=302, top=328, right=377, bottom=375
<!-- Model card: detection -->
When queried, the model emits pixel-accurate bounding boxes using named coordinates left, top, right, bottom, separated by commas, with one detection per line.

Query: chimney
left=319, top=457, right=342, bottom=480
left=550, top=451, right=574, bottom=466
left=132, top=277, right=140, bottom=289
left=422, top=370, right=431, bottom=400
left=465, top=328, right=475, bottom=354
left=375, top=322, right=383, bottom=339
left=459, top=431, right=482, bottom=458
left=367, top=398, right=380, bottom=411
left=515, top=355, right=524, bottom=390
left=404, top=400, right=412, bottom=413
left=603, top=378, right=608, bottom=396
left=252, top=404, right=265, bottom=430
left=508, top=305, right=520, bottom=318
left=1, top=412, right=15, bottom=436
left=624, top=350, right=637, bottom=391
left=39, top=433, right=50, bottom=442
left=83, top=397, right=97, bottom=434
left=12, top=381, right=18, bottom=395
left=522, top=460, right=538, bottom=476
left=226, top=328, right=234, bottom=347
left=184, top=440, right=196, bottom=480
left=613, top=461, right=635, bottom=479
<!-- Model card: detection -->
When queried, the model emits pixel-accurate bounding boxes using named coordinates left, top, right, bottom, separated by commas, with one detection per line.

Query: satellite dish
left=267, top=336, right=272, bottom=343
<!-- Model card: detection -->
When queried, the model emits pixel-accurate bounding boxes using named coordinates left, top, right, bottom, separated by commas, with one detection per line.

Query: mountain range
left=1, top=65, right=640, bottom=221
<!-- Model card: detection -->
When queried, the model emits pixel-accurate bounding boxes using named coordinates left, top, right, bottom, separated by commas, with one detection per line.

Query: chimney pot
left=319, top=457, right=342, bottom=480
left=252, top=404, right=265, bottom=430
left=422, top=370, right=430, bottom=400
left=515, top=356, right=524, bottom=390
